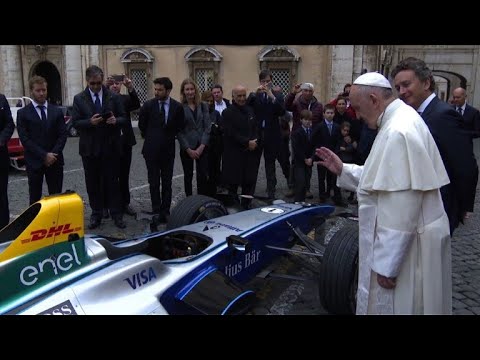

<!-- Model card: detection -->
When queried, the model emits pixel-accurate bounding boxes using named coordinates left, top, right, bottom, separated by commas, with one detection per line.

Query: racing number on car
left=260, top=207, right=285, bottom=214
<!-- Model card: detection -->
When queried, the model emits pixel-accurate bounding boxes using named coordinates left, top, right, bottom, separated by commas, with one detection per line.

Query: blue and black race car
left=0, top=192, right=359, bottom=315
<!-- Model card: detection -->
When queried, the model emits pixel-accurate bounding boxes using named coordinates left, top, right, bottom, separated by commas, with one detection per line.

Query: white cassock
left=338, top=99, right=452, bottom=315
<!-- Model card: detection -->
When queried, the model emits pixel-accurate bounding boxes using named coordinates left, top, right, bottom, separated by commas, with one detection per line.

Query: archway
left=431, top=70, right=467, bottom=101
left=32, top=61, right=62, bottom=105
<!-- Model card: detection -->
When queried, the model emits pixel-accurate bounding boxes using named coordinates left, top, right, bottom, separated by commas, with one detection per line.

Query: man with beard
left=138, top=77, right=185, bottom=223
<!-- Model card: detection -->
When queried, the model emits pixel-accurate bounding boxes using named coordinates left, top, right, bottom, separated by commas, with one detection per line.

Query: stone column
left=64, top=45, right=83, bottom=105
left=88, top=45, right=101, bottom=67
left=0, top=45, right=24, bottom=96
left=330, top=45, right=354, bottom=100
left=471, top=46, right=480, bottom=109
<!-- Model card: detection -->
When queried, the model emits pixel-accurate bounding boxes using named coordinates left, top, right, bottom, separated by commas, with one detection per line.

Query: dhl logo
left=20, top=224, right=82, bottom=244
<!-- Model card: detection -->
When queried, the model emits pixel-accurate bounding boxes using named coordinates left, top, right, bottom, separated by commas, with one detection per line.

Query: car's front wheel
left=318, top=223, right=359, bottom=315
left=166, top=195, right=228, bottom=230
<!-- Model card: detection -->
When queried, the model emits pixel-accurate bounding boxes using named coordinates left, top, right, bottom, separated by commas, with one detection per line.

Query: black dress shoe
left=123, top=205, right=136, bottom=216
left=102, top=209, right=110, bottom=219
left=113, top=217, right=126, bottom=229
left=88, top=218, right=101, bottom=229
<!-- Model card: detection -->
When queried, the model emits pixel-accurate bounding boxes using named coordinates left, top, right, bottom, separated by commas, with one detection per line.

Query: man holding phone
left=72, top=65, right=127, bottom=230
left=106, top=74, right=140, bottom=217
left=246, top=69, right=286, bottom=200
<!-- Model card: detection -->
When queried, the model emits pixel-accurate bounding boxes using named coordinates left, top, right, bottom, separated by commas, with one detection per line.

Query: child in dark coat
left=291, top=109, right=314, bottom=202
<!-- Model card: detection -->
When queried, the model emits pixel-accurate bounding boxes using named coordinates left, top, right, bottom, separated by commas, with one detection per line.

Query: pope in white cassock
left=316, top=72, right=452, bottom=315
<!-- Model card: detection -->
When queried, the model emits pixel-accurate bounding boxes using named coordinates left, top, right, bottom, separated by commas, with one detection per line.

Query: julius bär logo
left=20, top=223, right=82, bottom=244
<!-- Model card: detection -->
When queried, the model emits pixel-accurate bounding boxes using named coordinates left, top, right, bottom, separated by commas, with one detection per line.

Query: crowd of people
left=0, top=57, right=479, bottom=315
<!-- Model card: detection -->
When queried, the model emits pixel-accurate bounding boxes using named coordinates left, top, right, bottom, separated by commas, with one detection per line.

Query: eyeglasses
left=89, top=81, right=103, bottom=86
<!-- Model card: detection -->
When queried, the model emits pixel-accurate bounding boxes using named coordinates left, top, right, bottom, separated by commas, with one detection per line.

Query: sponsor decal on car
left=203, top=220, right=242, bottom=232
left=224, top=249, right=261, bottom=277
left=124, top=267, right=157, bottom=290
left=0, top=241, right=89, bottom=313
left=20, top=243, right=83, bottom=286
left=37, top=300, right=77, bottom=315
left=20, top=223, right=82, bottom=244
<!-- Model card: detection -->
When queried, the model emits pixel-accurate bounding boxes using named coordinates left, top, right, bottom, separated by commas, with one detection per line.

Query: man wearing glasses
left=72, top=65, right=127, bottom=230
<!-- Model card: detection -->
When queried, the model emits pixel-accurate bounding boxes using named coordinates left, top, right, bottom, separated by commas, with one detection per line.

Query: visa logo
left=124, top=267, right=157, bottom=290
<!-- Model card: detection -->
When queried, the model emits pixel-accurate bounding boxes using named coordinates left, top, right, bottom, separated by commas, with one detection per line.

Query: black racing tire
left=166, top=195, right=228, bottom=230
left=318, top=223, right=359, bottom=315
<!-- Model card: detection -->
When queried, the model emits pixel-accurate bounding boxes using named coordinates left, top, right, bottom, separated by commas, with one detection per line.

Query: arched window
left=185, top=47, right=223, bottom=93
left=121, top=48, right=154, bottom=107
left=258, top=46, right=300, bottom=96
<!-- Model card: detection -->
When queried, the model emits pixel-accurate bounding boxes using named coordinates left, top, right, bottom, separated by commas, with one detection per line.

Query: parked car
left=58, top=105, right=77, bottom=137
left=0, top=192, right=359, bottom=315
left=5, top=96, right=33, bottom=170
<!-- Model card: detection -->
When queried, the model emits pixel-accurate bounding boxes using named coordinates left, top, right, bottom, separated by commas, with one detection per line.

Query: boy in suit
left=311, top=104, right=345, bottom=205
left=291, top=109, right=314, bottom=202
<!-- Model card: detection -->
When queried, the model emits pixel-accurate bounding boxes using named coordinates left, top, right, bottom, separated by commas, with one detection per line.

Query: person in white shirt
left=316, top=72, right=452, bottom=315
left=211, top=84, right=230, bottom=114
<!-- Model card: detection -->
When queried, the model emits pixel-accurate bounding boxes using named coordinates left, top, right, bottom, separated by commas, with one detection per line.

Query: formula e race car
left=0, top=192, right=359, bottom=315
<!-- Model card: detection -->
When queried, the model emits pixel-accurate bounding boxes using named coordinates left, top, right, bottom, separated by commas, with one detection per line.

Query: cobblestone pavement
left=450, top=139, right=480, bottom=315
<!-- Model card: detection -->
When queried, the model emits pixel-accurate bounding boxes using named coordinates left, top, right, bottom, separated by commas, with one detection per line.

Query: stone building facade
left=1, top=45, right=479, bottom=108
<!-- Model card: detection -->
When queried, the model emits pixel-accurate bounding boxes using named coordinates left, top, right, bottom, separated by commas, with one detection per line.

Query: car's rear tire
left=318, top=223, right=359, bottom=315
left=166, top=195, right=228, bottom=230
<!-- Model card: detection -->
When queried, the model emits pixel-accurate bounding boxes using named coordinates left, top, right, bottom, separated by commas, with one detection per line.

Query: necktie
left=262, top=92, right=267, bottom=104
left=457, top=107, right=463, bottom=115
left=38, top=105, right=47, bottom=122
left=94, top=93, right=102, bottom=114
left=160, top=101, right=166, bottom=125
left=306, top=128, right=311, bottom=140
left=328, top=123, right=332, bottom=135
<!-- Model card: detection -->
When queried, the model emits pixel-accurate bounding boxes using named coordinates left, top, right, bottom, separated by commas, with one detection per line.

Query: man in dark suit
left=392, top=57, right=479, bottom=235
left=17, top=76, right=68, bottom=205
left=451, top=87, right=480, bottom=138
left=106, top=75, right=140, bottom=216
left=72, top=65, right=127, bottom=229
left=0, top=93, right=14, bottom=228
left=247, top=70, right=286, bottom=199
left=138, top=77, right=185, bottom=223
